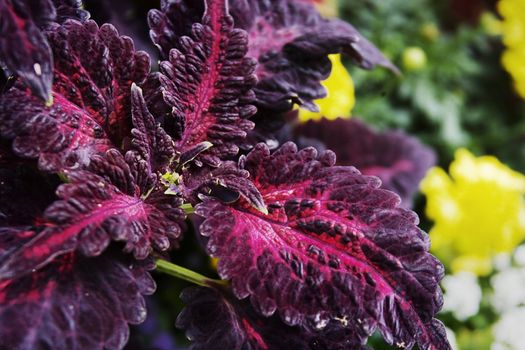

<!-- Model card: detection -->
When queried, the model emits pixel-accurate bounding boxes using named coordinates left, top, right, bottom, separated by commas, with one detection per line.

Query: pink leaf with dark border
left=197, top=142, right=450, bottom=350
left=0, top=19, right=150, bottom=172
left=148, top=0, right=257, bottom=165
left=0, top=149, right=184, bottom=280
left=0, top=250, right=155, bottom=350
left=150, top=0, right=397, bottom=113
left=295, top=118, right=437, bottom=208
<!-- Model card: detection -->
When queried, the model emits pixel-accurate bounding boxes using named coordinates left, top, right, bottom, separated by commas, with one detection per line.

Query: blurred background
left=87, top=0, right=525, bottom=349
left=327, top=0, right=525, bottom=349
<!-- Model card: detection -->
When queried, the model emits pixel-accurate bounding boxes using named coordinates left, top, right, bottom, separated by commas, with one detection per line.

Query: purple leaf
left=196, top=142, right=449, bottom=350
left=149, top=0, right=257, bottom=166
left=0, top=0, right=89, bottom=101
left=51, top=0, right=90, bottom=23
left=129, top=83, right=176, bottom=190
left=0, top=19, right=151, bottom=172
left=0, top=149, right=184, bottom=280
left=0, top=0, right=55, bottom=101
left=0, top=250, right=156, bottom=350
left=48, top=20, right=150, bottom=148
left=148, top=0, right=204, bottom=53
left=0, top=86, right=114, bottom=171
left=83, top=0, right=157, bottom=58
left=239, top=109, right=296, bottom=152
left=230, top=0, right=398, bottom=112
left=0, top=67, right=15, bottom=95
left=177, top=286, right=370, bottom=350
left=149, top=0, right=396, bottom=113
left=179, top=161, right=265, bottom=212
left=0, top=149, right=59, bottom=227
left=295, top=118, right=437, bottom=208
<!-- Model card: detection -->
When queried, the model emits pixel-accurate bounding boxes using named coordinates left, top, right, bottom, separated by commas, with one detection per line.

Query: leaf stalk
left=155, top=259, right=227, bottom=287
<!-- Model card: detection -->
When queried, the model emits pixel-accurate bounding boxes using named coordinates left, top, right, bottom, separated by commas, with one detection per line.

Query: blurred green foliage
left=342, top=0, right=525, bottom=173
left=339, top=1, right=525, bottom=349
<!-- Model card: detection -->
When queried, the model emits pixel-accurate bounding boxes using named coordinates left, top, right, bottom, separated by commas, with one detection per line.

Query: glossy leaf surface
left=0, top=250, right=155, bottom=350
left=295, top=118, right=436, bottom=207
left=197, top=142, right=449, bottom=350
left=0, top=20, right=150, bottom=172
left=150, top=0, right=257, bottom=165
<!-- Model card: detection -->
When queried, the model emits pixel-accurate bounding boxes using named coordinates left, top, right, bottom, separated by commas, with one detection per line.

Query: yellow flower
left=480, top=11, right=503, bottom=36
left=498, top=0, right=525, bottom=98
left=314, top=0, right=339, bottom=17
left=421, top=148, right=525, bottom=276
left=298, top=54, right=355, bottom=122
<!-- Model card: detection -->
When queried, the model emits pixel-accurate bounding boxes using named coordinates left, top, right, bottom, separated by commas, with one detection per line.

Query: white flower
left=492, top=307, right=525, bottom=350
left=442, top=271, right=482, bottom=320
left=491, top=266, right=525, bottom=313
left=514, top=245, right=525, bottom=266
left=445, top=327, right=459, bottom=350
left=494, top=252, right=512, bottom=271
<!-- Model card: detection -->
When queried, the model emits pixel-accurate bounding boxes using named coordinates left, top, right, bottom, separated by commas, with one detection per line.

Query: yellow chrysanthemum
left=298, top=54, right=355, bottom=122
left=421, top=148, right=525, bottom=276
left=314, top=0, right=339, bottom=17
left=498, top=0, right=525, bottom=98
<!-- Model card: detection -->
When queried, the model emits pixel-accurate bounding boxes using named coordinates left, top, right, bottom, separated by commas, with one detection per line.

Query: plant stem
left=155, top=259, right=226, bottom=287
left=180, top=203, right=195, bottom=214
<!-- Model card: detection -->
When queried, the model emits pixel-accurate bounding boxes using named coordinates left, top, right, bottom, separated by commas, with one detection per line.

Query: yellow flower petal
left=421, top=148, right=525, bottom=276
left=298, top=54, right=355, bottom=122
left=498, top=0, right=525, bottom=98
left=314, top=0, right=339, bottom=17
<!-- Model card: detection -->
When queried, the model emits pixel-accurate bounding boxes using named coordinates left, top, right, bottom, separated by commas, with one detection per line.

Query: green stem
left=180, top=203, right=195, bottom=215
left=155, top=259, right=226, bottom=287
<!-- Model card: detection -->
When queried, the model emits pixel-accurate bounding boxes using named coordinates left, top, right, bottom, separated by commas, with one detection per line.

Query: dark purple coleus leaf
left=0, top=19, right=150, bottom=172
left=148, top=0, right=257, bottom=166
left=0, top=149, right=59, bottom=227
left=52, top=0, right=89, bottom=23
left=0, top=249, right=156, bottom=350
left=149, top=0, right=397, bottom=113
left=148, top=0, right=204, bottom=53
left=229, top=0, right=399, bottom=112
left=239, top=109, right=297, bottom=152
left=0, top=62, right=184, bottom=283
left=0, top=84, right=184, bottom=275
left=196, top=142, right=450, bottom=350
left=0, top=0, right=55, bottom=101
left=83, top=0, right=157, bottom=58
left=124, top=297, right=182, bottom=350
left=0, top=0, right=88, bottom=101
left=128, top=83, right=176, bottom=188
left=0, top=147, right=185, bottom=280
left=0, top=67, right=15, bottom=95
left=295, top=118, right=437, bottom=208
left=0, top=88, right=179, bottom=350
left=177, top=286, right=370, bottom=350
left=177, top=160, right=266, bottom=212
